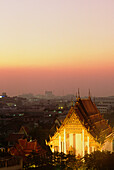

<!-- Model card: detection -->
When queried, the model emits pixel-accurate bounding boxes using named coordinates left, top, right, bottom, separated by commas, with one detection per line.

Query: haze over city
left=0, top=0, right=114, bottom=97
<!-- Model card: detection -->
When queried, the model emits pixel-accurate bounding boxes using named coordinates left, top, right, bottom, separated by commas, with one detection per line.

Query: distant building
left=9, top=138, right=46, bottom=158
left=0, top=92, right=7, bottom=98
left=97, top=105, right=108, bottom=114
left=2, top=92, right=7, bottom=97
left=93, top=96, right=114, bottom=114
left=45, top=91, right=54, bottom=99
left=47, top=97, right=113, bottom=156
left=94, top=96, right=114, bottom=106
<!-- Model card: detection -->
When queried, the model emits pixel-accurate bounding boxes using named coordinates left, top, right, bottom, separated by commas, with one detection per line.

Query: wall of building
left=48, top=112, right=100, bottom=157
left=102, top=140, right=113, bottom=152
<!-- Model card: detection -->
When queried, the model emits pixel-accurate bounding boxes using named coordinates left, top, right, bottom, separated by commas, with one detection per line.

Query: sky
left=0, top=0, right=114, bottom=97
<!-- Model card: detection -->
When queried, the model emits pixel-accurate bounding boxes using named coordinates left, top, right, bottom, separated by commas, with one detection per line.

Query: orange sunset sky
left=0, top=0, right=114, bottom=96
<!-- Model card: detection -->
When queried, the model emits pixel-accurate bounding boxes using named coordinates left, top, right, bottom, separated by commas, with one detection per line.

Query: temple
left=47, top=96, right=113, bottom=156
left=9, top=139, right=46, bottom=158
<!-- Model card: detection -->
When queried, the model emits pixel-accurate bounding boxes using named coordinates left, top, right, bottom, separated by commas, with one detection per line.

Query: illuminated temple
left=47, top=95, right=113, bottom=156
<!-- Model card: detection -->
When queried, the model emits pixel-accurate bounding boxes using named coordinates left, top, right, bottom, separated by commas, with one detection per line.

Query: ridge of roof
left=74, top=98, right=112, bottom=143
left=49, top=98, right=112, bottom=144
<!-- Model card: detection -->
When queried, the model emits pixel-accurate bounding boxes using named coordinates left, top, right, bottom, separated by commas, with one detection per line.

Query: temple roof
left=73, top=98, right=112, bottom=143
left=9, top=138, right=46, bottom=158
left=48, top=97, right=112, bottom=145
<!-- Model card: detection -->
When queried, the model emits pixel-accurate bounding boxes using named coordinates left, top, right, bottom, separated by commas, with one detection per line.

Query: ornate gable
left=47, top=98, right=113, bottom=155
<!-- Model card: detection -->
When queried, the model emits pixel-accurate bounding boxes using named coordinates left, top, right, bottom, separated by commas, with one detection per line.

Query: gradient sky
left=0, top=0, right=114, bottom=97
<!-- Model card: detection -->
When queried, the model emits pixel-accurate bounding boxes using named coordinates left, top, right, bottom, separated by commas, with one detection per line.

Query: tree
left=84, top=151, right=114, bottom=170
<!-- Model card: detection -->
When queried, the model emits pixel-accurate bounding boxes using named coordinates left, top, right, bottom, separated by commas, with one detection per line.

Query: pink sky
left=0, top=0, right=114, bottom=97
left=0, top=67, right=113, bottom=97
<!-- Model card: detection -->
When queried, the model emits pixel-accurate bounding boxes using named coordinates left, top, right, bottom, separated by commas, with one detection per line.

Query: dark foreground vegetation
left=23, top=151, right=114, bottom=170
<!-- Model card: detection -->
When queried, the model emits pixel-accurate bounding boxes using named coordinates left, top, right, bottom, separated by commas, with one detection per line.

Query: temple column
left=82, top=130, right=85, bottom=157
left=69, top=133, right=73, bottom=147
left=52, top=147, right=54, bottom=153
left=62, top=141, right=64, bottom=152
left=92, top=146, right=94, bottom=152
left=59, top=135, right=61, bottom=152
left=87, top=136, right=90, bottom=154
left=75, top=134, right=77, bottom=155
left=64, top=129, right=66, bottom=154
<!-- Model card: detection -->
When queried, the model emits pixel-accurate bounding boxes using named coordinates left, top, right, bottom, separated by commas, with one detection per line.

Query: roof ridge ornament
left=76, top=92, right=77, bottom=101
left=78, top=88, right=80, bottom=98
left=88, top=88, right=91, bottom=99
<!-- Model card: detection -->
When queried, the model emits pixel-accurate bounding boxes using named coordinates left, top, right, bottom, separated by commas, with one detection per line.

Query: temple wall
left=50, top=129, right=98, bottom=156
left=48, top=111, right=100, bottom=156
left=102, top=140, right=113, bottom=152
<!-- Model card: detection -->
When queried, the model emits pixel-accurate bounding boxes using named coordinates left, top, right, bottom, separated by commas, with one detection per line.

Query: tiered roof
left=10, top=138, right=46, bottom=158
left=72, top=97, right=112, bottom=143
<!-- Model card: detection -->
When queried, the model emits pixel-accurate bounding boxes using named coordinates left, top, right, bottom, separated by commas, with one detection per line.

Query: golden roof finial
left=78, top=88, right=80, bottom=98
left=88, top=88, right=91, bottom=99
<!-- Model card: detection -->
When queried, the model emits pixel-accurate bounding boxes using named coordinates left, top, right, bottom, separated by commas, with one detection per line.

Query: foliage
left=84, top=151, right=114, bottom=170
left=24, top=150, right=114, bottom=170
left=24, top=152, right=83, bottom=170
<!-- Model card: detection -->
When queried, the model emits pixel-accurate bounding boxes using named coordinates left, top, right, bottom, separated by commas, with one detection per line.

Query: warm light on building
left=47, top=97, right=113, bottom=157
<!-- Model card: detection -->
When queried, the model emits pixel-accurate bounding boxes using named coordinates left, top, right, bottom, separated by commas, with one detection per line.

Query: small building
left=97, top=105, right=108, bottom=114
left=9, top=138, right=46, bottom=158
left=47, top=97, right=113, bottom=157
left=7, top=126, right=29, bottom=146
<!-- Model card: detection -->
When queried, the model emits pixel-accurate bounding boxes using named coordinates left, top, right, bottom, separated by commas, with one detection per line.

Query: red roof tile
left=73, top=98, right=112, bottom=143
left=9, top=138, right=46, bottom=158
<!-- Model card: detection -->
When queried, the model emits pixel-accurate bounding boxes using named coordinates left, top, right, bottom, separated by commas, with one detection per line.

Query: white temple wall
left=102, top=140, right=113, bottom=152
left=76, top=134, right=82, bottom=156
left=69, top=133, right=73, bottom=147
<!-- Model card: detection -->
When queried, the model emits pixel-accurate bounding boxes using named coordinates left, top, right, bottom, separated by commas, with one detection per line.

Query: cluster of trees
left=24, top=152, right=83, bottom=169
left=24, top=151, right=114, bottom=170
left=84, top=151, right=114, bottom=170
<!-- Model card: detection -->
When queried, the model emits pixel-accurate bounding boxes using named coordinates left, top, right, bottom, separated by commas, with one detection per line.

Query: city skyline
left=0, top=0, right=114, bottom=96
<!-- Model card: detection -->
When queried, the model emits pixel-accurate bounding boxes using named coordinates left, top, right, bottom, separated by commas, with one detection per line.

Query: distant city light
left=58, top=107, right=63, bottom=109
left=0, top=95, right=5, bottom=98
left=19, top=114, right=24, bottom=116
